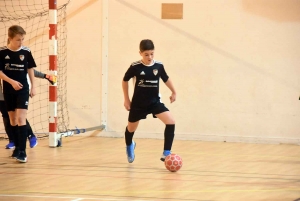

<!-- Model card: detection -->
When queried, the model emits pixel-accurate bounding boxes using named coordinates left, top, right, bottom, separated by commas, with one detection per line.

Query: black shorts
left=128, top=102, right=169, bottom=122
left=4, top=92, right=30, bottom=111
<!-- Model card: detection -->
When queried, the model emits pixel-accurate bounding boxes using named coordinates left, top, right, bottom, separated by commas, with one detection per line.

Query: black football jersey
left=0, top=46, right=36, bottom=94
left=123, top=60, right=169, bottom=108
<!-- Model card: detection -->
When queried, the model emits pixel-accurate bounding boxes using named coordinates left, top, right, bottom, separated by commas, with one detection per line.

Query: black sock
left=164, top=124, right=175, bottom=151
left=125, top=127, right=134, bottom=146
left=3, top=118, right=14, bottom=142
left=12, top=125, right=19, bottom=147
left=18, top=125, right=28, bottom=151
left=26, top=119, right=35, bottom=138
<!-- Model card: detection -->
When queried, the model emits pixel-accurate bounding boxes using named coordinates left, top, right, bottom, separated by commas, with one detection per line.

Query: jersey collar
left=141, top=60, right=155, bottom=67
left=6, top=45, right=22, bottom=52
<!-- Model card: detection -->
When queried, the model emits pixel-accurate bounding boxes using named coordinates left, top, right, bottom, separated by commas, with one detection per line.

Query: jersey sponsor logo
left=140, top=71, right=145, bottom=75
left=5, top=55, right=10, bottom=59
left=5, top=63, right=25, bottom=71
left=145, top=80, right=158, bottom=83
left=138, top=79, right=158, bottom=87
left=138, top=79, right=144, bottom=85
left=153, top=69, right=158, bottom=76
left=19, top=55, right=24, bottom=61
left=11, top=64, right=24, bottom=68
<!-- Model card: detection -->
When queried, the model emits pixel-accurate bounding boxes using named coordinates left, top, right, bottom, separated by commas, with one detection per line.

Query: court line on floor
left=1, top=188, right=300, bottom=195
left=0, top=194, right=150, bottom=201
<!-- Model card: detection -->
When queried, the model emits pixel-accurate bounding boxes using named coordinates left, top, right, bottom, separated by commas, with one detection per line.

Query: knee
left=127, top=122, right=139, bottom=133
left=166, top=118, right=175, bottom=125
left=127, top=125, right=136, bottom=133
left=10, top=118, right=17, bottom=126
left=17, top=117, right=26, bottom=125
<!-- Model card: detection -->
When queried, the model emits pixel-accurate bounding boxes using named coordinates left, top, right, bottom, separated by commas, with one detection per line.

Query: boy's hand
left=45, top=74, right=57, bottom=85
left=30, top=87, right=36, bottom=98
left=169, top=93, right=176, bottom=103
left=124, top=99, right=131, bottom=111
left=11, top=80, right=23, bottom=90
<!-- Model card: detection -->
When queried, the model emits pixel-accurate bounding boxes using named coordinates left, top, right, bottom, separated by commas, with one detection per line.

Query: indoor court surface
left=0, top=136, right=299, bottom=201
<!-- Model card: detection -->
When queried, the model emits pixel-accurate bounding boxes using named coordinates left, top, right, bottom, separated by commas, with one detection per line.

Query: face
left=8, top=34, right=24, bottom=50
left=140, top=50, right=154, bottom=65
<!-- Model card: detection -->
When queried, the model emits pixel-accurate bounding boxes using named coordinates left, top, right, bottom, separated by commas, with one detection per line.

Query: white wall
left=66, top=0, right=103, bottom=131
left=1, top=0, right=299, bottom=144
left=100, top=0, right=300, bottom=144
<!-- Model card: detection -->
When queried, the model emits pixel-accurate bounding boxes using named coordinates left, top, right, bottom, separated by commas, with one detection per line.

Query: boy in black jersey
left=122, top=39, right=177, bottom=163
left=1, top=69, right=57, bottom=149
left=0, top=25, right=36, bottom=163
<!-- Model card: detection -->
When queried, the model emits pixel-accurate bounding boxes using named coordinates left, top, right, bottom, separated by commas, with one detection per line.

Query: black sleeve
left=160, top=64, right=169, bottom=82
left=123, top=65, right=135, bottom=81
left=27, top=51, right=37, bottom=69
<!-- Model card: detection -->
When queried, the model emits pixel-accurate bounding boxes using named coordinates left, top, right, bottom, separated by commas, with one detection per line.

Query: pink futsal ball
left=164, top=153, right=183, bottom=172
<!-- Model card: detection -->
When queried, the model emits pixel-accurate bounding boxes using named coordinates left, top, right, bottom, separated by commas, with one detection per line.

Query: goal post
left=48, top=0, right=58, bottom=147
left=48, top=0, right=106, bottom=147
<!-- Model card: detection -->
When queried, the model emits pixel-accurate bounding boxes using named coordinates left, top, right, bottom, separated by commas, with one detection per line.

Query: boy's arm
left=34, top=69, right=57, bottom=85
left=122, top=80, right=131, bottom=111
left=164, top=78, right=177, bottom=103
left=28, top=68, right=36, bottom=97
left=34, top=69, right=45, bottom=78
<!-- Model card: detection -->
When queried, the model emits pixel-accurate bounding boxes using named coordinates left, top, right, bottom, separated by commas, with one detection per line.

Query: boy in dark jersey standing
left=122, top=39, right=177, bottom=163
left=0, top=25, right=36, bottom=163
left=1, top=69, right=57, bottom=149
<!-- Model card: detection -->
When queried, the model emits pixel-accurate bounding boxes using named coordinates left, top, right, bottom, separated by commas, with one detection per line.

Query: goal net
left=0, top=0, right=70, bottom=139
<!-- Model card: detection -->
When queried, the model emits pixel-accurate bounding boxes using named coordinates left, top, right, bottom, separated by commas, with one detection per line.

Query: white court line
left=71, top=198, right=83, bottom=201
left=0, top=194, right=151, bottom=201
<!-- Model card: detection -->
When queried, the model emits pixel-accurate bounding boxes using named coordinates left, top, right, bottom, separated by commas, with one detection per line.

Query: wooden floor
left=0, top=136, right=299, bottom=201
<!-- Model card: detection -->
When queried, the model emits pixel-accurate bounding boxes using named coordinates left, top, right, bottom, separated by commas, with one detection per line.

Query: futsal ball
left=164, top=153, right=183, bottom=172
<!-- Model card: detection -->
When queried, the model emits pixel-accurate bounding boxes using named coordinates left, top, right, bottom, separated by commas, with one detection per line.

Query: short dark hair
left=139, top=39, right=154, bottom=52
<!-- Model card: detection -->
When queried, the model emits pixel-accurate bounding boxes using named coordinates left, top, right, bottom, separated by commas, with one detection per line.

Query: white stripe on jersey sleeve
left=131, top=60, right=142, bottom=66
left=155, top=60, right=163, bottom=65
left=0, top=46, right=8, bottom=51
left=22, top=46, right=31, bottom=52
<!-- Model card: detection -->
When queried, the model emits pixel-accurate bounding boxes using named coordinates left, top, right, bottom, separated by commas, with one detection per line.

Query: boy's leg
left=155, top=111, right=175, bottom=161
left=17, top=124, right=28, bottom=162
left=164, top=124, right=175, bottom=150
left=3, top=117, right=15, bottom=149
left=11, top=125, right=20, bottom=158
left=15, top=109, right=28, bottom=163
left=8, top=111, right=20, bottom=158
left=125, top=121, right=139, bottom=163
left=0, top=100, right=14, bottom=148
left=125, top=121, right=139, bottom=145
left=26, top=119, right=38, bottom=148
left=3, top=94, right=21, bottom=157
left=26, top=119, right=35, bottom=138
left=14, top=92, right=30, bottom=163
